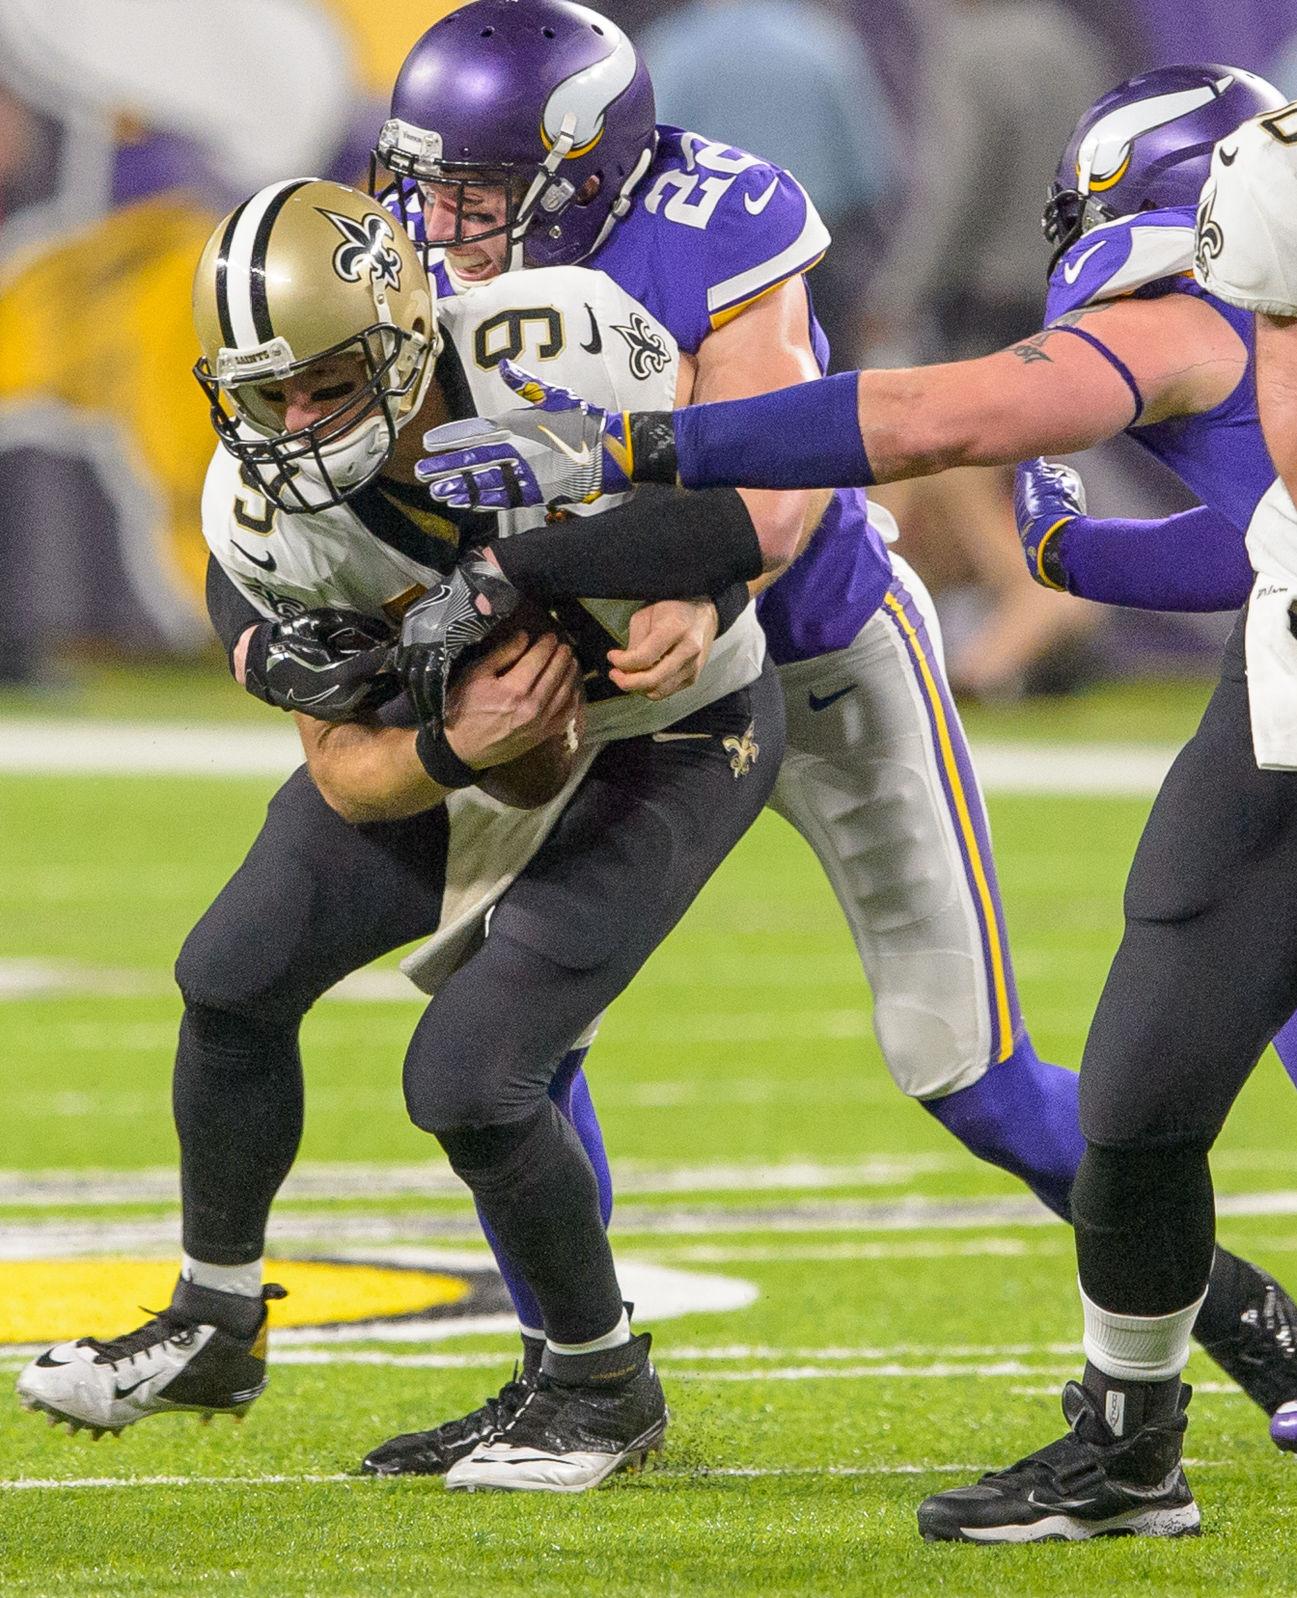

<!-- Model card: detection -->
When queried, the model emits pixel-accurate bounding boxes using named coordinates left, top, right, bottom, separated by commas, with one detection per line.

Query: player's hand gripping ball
left=454, top=600, right=586, bottom=810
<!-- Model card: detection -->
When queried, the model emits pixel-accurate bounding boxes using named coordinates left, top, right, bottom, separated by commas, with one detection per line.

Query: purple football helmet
left=1044, top=64, right=1286, bottom=270
left=375, top=0, right=656, bottom=271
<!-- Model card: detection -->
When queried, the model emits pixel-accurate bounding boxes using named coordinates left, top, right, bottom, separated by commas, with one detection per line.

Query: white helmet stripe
left=216, top=179, right=311, bottom=351
left=1077, top=76, right=1232, bottom=190
left=541, top=25, right=638, bottom=154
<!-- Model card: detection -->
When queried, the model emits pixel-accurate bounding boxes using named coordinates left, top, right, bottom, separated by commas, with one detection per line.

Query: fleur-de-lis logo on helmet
left=320, top=209, right=404, bottom=292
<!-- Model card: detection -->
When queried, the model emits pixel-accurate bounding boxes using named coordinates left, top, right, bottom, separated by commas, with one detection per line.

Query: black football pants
left=1074, top=614, right=1297, bottom=1315
left=174, top=666, right=783, bottom=1343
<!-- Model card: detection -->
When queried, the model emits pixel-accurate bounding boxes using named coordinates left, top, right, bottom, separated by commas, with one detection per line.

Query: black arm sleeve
left=488, top=485, right=764, bottom=604
left=710, top=579, right=751, bottom=636
left=205, top=556, right=264, bottom=670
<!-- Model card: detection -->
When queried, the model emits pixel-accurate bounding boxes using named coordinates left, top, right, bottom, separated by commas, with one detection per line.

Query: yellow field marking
left=0, top=1258, right=470, bottom=1346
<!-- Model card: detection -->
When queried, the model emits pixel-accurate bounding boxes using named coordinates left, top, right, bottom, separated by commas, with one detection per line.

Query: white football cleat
left=16, top=1279, right=284, bottom=1437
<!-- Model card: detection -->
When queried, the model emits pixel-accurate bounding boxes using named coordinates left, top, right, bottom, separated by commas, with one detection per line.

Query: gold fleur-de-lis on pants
left=722, top=720, right=759, bottom=779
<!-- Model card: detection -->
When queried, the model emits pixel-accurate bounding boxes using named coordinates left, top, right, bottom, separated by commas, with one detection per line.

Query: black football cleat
left=361, top=1338, right=544, bottom=1476
left=916, top=1380, right=1200, bottom=1543
left=16, top=1278, right=285, bottom=1437
left=1195, top=1264, right=1297, bottom=1450
left=444, top=1331, right=667, bottom=1492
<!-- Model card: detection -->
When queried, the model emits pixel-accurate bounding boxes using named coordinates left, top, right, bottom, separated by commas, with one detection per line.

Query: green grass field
left=3, top=668, right=1297, bottom=1597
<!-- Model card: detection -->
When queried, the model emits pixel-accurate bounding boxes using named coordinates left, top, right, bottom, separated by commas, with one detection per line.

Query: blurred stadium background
left=0, top=0, right=1293, bottom=699
left=7, top=7, right=1297, bottom=1585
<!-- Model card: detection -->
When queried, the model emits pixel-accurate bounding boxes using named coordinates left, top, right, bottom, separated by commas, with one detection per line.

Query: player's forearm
left=1054, top=506, right=1252, bottom=612
left=297, top=716, right=453, bottom=824
left=490, top=483, right=766, bottom=602
left=638, top=341, right=1139, bottom=490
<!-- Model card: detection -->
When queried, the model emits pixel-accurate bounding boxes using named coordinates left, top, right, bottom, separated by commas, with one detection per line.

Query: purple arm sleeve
left=1059, top=504, right=1251, bottom=612
left=671, top=370, right=872, bottom=490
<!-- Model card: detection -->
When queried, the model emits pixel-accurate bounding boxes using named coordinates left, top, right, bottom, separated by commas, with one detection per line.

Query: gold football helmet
left=193, top=179, right=437, bottom=512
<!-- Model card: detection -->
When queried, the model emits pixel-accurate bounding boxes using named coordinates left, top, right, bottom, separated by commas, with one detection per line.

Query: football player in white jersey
left=360, top=0, right=1117, bottom=1484
left=16, top=179, right=787, bottom=1493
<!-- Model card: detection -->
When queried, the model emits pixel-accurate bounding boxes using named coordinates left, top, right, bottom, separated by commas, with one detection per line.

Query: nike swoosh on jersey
left=1062, top=240, right=1109, bottom=286
left=808, top=685, right=853, bottom=711
left=536, top=426, right=592, bottom=466
left=232, top=541, right=277, bottom=572
left=744, top=176, right=779, bottom=216
left=580, top=304, right=602, bottom=355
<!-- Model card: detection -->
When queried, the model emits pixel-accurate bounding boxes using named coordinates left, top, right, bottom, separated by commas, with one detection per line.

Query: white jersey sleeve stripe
left=704, top=180, right=831, bottom=327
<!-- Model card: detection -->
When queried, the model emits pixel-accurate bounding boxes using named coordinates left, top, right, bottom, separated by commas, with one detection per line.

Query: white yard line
left=0, top=1458, right=1234, bottom=1491
left=0, top=1154, right=997, bottom=1206
left=4, top=1187, right=1297, bottom=1256
left=0, top=720, right=1180, bottom=794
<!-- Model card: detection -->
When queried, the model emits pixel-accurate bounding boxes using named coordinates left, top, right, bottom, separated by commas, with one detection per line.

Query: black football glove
left=395, top=551, right=520, bottom=733
left=243, top=607, right=400, bottom=721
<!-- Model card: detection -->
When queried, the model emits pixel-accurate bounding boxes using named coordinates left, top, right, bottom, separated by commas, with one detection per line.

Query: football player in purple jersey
left=371, top=18, right=1297, bottom=1501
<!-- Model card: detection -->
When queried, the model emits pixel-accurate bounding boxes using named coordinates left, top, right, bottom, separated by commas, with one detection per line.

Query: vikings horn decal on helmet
left=375, top=0, right=656, bottom=272
left=192, top=180, right=437, bottom=513
left=1043, top=65, right=1287, bottom=271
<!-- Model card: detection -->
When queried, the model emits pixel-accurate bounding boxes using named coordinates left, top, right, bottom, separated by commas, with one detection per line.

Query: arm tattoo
left=1008, top=309, right=1110, bottom=365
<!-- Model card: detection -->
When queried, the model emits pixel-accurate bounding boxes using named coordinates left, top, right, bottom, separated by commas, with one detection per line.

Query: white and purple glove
left=414, top=360, right=636, bottom=512
left=1014, top=458, right=1087, bottom=591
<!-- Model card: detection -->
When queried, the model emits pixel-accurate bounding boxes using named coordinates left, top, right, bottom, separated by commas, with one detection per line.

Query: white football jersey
left=1195, top=105, right=1297, bottom=315
left=201, top=264, right=764, bottom=742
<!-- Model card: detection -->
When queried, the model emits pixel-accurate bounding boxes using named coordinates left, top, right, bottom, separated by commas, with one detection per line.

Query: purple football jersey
left=1046, top=206, right=1275, bottom=536
left=426, top=125, right=895, bottom=665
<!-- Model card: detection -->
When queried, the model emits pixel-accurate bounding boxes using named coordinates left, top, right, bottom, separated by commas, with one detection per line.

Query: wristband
left=414, top=724, right=478, bottom=789
left=625, top=412, right=679, bottom=484
left=1034, top=517, right=1072, bottom=592
left=711, top=579, right=751, bottom=636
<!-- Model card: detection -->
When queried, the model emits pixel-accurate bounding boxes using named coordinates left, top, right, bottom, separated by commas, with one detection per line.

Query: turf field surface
left=3, top=673, right=1297, bottom=1596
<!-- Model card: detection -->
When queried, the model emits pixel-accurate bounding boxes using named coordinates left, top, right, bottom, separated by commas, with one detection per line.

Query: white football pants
left=769, top=554, right=1023, bottom=1100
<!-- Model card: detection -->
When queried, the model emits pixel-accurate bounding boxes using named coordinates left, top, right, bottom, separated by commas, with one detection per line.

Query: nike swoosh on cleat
left=1219, top=146, right=1237, bottom=166
left=536, top=426, right=592, bottom=466
left=34, top=1351, right=73, bottom=1368
left=580, top=304, right=602, bottom=355
left=808, top=686, right=853, bottom=711
left=232, top=541, right=277, bottom=572
left=113, top=1376, right=154, bottom=1398
left=744, top=176, right=779, bottom=216
left=1062, top=240, right=1107, bottom=285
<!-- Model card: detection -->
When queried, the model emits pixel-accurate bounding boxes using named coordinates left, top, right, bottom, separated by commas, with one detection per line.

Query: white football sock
left=546, top=1308, right=631, bottom=1357
left=1080, top=1280, right=1206, bottom=1383
left=181, top=1254, right=263, bottom=1300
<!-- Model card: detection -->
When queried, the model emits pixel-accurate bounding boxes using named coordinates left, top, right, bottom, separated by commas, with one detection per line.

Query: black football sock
left=437, top=1100, right=624, bottom=1346
left=1072, top=1141, right=1216, bottom=1315
left=174, top=1004, right=303, bottom=1266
